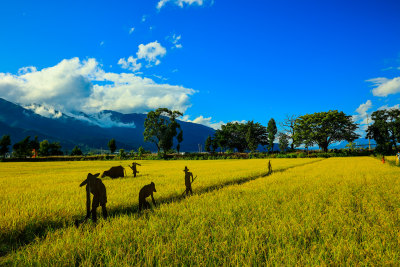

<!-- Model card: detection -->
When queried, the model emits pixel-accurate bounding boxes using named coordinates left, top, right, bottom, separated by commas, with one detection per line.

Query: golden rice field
left=1, top=157, right=400, bottom=265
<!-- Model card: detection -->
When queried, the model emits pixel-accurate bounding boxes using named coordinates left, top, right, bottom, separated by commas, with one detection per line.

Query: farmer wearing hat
left=183, top=166, right=194, bottom=196
left=79, top=173, right=108, bottom=223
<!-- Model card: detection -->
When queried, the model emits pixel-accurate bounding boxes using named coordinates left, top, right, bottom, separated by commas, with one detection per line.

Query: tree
left=366, top=109, right=400, bottom=154
left=216, top=122, right=248, bottom=152
left=278, top=132, right=289, bottom=152
left=108, top=138, right=117, bottom=154
left=143, top=108, right=183, bottom=155
left=245, top=121, right=268, bottom=152
left=71, top=146, right=83, bottom=156
left=266, top=118, right=277, bottom=152
left=294, top=110, right=359, bottom=152
left=205, top=135, right=212, bottom=153
left=0, top=135, right=11, bottom=158
left=280, top=114, right=298, bottom=150
left=13, top=136, right=33, bottom=158
left=137, top=146, right=146, bottom=157
left=39, top=140, right=63, bottom=156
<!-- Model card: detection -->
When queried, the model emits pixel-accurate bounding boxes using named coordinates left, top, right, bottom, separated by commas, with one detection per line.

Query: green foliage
left=245, top=121, right=268, bottom=152
left=143, top=108, right=183, bottom=154
left=366, top=109, right=400, bottom=154
left=108, top=138, right=117, bottom=154
left=266, top=118, right=277, bottom=152
left=39, top=140, right=63, bottom=156
left=294, top=110, right=359, bottom=152
left=0, top=135, right=11, bottom=158
left=71, top=146, right=83, bottom=156
left=215, top=121, right=267, bottom=152
left=278, top=132, right=289, bottom=152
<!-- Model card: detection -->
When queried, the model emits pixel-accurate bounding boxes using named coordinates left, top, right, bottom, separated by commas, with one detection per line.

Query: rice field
left=1, top=157, right=400, bottom=265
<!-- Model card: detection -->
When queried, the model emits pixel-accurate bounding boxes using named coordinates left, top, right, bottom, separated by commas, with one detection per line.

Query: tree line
left=1, top=107, right=399, bottom=159
left=204, top=110, right=361, bottom=153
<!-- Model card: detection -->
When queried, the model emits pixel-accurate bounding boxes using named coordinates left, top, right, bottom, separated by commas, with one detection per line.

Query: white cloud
left=141, top=15, right=147, bottom=22
left=118, top=56, right=142, bottom=72
left=24, top=103, right=63, bottom=119
left=157, top=0, right=204, bottom=9
left=169, top=34, right=182, bottom=49
left=352, top=100, right=372, bottom=131
left=66, top=111, right=136, bottom=128
left=100, top=41, right=105, bottom=46
left=129, top=27, right=135, bottom=34
left=181, top=115, right=224, bottom=130
left=136, top=41, right=166, bottom=66
left=0, top=57, right=196, bottom=115
left=367, top=77, right=400, bottom=97
left=378, top=104, right=400, bottom=111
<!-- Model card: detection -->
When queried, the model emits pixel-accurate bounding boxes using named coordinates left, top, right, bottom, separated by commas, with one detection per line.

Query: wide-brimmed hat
left=87, top=173, right=100, bottom=179
left=183, top=166, right=189, bottom=172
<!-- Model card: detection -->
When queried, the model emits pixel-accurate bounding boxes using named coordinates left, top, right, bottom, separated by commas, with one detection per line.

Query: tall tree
left=108, top=138, right=117, bottom=154
left=280, top=114, right=298, bottom=150
left=0, top=135, right=11, bottom=158
left=205, top=135, right=212, bottom=153
left=278, top=132, right=289, bottom=152
left=143, top=108, right=183, bottom=155
left=294, top=110, right=359, bottom=152
left=366, top=109, right=400, bottom=154
left=267, top=118, right=277, bottom=152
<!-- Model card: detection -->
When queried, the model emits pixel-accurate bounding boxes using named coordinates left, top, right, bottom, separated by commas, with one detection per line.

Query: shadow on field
left=0, top=159, right=324, bottom=257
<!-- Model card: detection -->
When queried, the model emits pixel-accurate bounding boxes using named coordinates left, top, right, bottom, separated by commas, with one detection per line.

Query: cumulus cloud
left=129, top=27, right=135, bottom=34
left=118, top=41, right=166, bottom=72
left=0, top=57, right=196, bottom=116
left=367, top=77, right=400, bottom=97
left=157, top=0, right=204, bottom=9
left=118, top=56, right=142, bottom=72
left=137, top=41, right=166, bottom=66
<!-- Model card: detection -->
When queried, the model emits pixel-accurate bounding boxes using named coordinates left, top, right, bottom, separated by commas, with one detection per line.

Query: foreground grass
left=0, top=158, right=318, bottom=258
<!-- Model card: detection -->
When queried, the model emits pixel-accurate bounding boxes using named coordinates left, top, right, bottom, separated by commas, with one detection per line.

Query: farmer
left=268, top=160, right=272, bottom=175
left=79, top=173, right=107, bottom=223
left=397, top=151, right=400, bottom=165
left=183, top=166, right=194, bottom=196
left=382, top=155, right=385, bottom=164
left=129, top=162, right=141, bottom=177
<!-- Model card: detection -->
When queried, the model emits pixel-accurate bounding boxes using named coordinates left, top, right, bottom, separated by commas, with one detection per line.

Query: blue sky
left=1, top=0, right=400, bottom=132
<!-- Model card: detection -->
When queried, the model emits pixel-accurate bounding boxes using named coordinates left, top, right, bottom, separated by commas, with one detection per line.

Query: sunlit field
left=1, top=157, right=400, bottom=265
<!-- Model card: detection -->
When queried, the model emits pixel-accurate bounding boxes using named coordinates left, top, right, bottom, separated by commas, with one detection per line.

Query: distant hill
left=0, top=98, right=215, bottom=152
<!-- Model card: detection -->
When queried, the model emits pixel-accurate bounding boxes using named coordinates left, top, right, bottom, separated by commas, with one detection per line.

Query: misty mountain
left=0, top=98, right=215, bottom=152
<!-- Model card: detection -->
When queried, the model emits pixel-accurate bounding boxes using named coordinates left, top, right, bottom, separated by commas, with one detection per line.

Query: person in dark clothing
left=183, top=166, right=194, bottom=196
left=79, top=173, right=107, bottom=223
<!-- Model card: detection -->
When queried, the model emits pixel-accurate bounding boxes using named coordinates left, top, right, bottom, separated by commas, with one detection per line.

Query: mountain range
left=0, top=98, right=215, bottom=153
